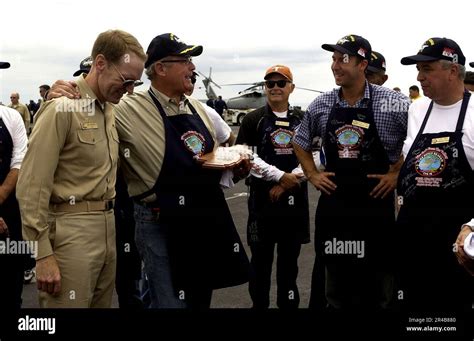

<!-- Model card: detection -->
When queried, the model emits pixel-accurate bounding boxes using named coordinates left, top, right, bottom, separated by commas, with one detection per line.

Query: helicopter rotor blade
left=295, top=86, right=324, bottom=93
left=197, top=69, right=221, bottom=89
left=220, top=83, right=258, bottom=86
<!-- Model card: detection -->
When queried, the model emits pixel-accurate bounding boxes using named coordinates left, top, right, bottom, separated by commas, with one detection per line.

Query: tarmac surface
left=21, top=126, right=321, bottom=309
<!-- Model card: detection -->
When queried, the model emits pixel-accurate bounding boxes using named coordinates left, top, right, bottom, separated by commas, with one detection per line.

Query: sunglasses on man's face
left=265, top=80, right=290, bottom=89
left=111, top=63, right=142, bottom=88
left=160, top=55, right=193, bottom=66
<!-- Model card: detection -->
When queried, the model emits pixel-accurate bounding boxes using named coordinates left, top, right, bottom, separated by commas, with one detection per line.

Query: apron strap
left=455, top=90, right=471, bottom=132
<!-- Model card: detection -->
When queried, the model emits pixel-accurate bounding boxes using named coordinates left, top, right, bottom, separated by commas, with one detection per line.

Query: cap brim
left=321, top=44, right=354, bottom=56
left=178, top=45, right=203, bottom=57
left=367, top=65, right=383, bottom=73
left=73, top=70, right=84, bottom=77
left=401, top=54, right=439, bottom=65
left=0, top=62, right=11, bottom=69
left=470, top=62, right=474, bottom=68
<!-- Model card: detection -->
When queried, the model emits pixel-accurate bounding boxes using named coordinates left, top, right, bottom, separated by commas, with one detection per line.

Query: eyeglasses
left=265, top=80, right=290, bottom=89
left=160, top=56, right=193, bottom=66
left=111, top=63, right=142, bottom=88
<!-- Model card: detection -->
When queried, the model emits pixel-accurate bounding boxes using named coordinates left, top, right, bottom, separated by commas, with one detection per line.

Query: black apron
left=140, top=90, right=249, bottom=294
left=397, top=91, right=474, bottom=310
left=0, top=118, right=24, bottom=310
left=247, top=108, right=309, bottom=245
left=0, top=118, right=21, bottom=241
left=315, top=86, right=396, bottom=308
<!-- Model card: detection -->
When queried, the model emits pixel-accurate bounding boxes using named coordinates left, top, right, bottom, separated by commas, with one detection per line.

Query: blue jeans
left=134, top=203, right=187, bottom=308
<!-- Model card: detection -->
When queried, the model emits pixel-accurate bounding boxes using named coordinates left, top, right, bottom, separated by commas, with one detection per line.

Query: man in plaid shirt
left=293, top=34, right=409, bottom=310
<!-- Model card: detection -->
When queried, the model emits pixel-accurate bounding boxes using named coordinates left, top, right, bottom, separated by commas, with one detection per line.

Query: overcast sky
left=0, top=0, right=472, bottom=109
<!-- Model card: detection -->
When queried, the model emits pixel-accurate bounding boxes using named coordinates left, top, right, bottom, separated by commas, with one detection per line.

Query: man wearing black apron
left=398, top=38, right=474, bottom=311
left=114, top=34, right=249, bottom=309
left=0, top=59, right=28, bottom=310
left=293, top=35, right=409, bottom=309
left=236, top=65, right=310, bottom=309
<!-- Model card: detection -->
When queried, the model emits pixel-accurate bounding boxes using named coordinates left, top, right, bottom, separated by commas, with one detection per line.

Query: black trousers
left=249, top=240, right=301, bottom=309
left=0, top=195, right=24, bottom=310
left=0, top=253, right=24, bottom=310
left=114, top=171, right=143, bottom=309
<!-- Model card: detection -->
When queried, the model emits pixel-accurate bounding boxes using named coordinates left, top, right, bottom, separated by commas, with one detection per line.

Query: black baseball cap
left=465, top=71, right=474, bottom=85
left=367, top=51, right=386, bottom=73
left=73, top=56, right=92, bottom=76
left=322, top=34, right=372, bottom=61
left=0, top=61, right=10, bottom=69
left=401, top=37, right=466, bottom=65
left=145, top=33, right=203, bottom=68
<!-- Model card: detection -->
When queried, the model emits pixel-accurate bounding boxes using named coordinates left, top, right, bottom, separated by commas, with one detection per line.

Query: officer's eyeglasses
left=265, top=80, right=290, bottom=88
left=160, top=56, right=193, bottom=66
left=111, top=63, right=143, bottom=88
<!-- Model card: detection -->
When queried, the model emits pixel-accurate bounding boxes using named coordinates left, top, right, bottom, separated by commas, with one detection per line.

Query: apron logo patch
left=415, top=147, right=447, bottom=187
left=336, top=125, right=364, bottom=158
left=271, top=128, right=294, bottom=155
left=181, top=131, right=206, bottom=156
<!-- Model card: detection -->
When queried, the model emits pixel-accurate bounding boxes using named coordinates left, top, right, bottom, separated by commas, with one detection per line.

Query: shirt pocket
left=77, top=129, right=101, bottom=144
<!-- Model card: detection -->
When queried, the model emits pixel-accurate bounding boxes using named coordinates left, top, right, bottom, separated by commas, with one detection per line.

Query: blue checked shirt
left=293, top=81, right=409, bottom=163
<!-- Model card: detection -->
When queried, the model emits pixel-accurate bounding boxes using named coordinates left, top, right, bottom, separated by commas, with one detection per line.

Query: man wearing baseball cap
left=118, top=32, right=249, bottom=309
left=398, top=37, right=474, bottom=311
left=48, top=32, right=250, bottom=309
left=293, top=34, right=409, bottom=310
left=0, top=60, right=28, bottom=310
left=366, top=51, right=388, bottom=86
left=236, top=65, right=310, bottom=309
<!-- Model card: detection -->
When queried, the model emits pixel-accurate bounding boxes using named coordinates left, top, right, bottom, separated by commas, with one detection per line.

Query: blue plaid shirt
left=293, top=81, right=409, bottom=163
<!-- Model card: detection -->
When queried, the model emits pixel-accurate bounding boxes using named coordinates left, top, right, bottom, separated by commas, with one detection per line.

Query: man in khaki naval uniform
left=16, top=29, right=146, bottom=308
left=8, top=93, right=30, bottom=134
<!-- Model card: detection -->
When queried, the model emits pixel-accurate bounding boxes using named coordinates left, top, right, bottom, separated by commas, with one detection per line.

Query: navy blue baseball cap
left=401, top=37, right=466, bottom=65
left=73, top=56, right=92, bottom=76
left=367, top=51, right=386, bottom=73
left=322, top=34, right=372, bottom=61
left=145, top=33, right=203, bottom=68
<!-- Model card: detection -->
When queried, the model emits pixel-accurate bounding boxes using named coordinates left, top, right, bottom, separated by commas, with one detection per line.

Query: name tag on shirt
left=351, top=120, right=370, bottom=129
left=81, top=122, right=98, bottom=129
left=275, top=120, right=290, bottom=127
left=432, top=137, right=450, bottom=144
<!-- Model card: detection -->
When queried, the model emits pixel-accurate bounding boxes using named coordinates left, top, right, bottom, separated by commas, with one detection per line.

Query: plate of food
left=198, top=145, right=252, bottom=170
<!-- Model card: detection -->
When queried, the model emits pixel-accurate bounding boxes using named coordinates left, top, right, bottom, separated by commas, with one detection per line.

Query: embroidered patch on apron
left=335, top=124, right=364, bottom=158
left=414, top=147, right=447, bottom=187
left=271, top=128, right=294, bottom=155
left=181, top=130, right=206, bottom=156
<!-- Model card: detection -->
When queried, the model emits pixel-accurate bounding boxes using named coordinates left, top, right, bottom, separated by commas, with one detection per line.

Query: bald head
left=10, top=92, right=19, bottom=104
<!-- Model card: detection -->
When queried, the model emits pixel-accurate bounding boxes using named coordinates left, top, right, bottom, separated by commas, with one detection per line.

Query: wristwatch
left=462, top=219, right=474, bottom=232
